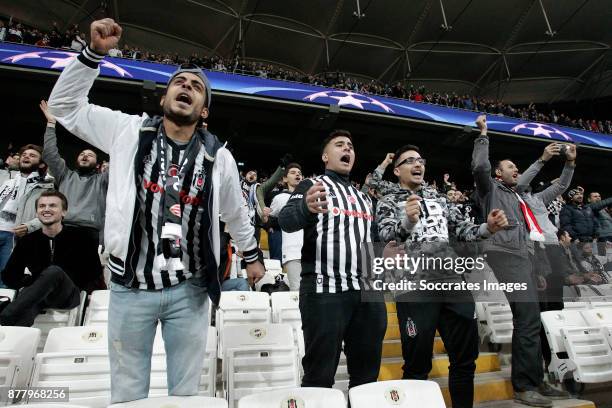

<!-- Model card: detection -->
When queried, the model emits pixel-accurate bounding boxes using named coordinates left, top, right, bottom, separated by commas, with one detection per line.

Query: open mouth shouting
left=175, top=92, right=193, bottom=107
left=340, top=154, right=351, bottom=165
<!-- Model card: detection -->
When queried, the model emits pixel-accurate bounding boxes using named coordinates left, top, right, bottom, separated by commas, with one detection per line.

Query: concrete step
left=379, top=352, right=501, bottom=381
left=382, top=337, right=445, bottom=358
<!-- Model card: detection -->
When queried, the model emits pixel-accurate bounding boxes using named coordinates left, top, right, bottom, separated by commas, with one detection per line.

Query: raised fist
left=475, top=115, right=487, bottom=133
left=90, top=18, right=122, bottom=55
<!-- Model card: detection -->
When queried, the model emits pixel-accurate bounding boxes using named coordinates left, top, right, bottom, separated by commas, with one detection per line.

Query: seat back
left=0, top=327, right=41, bottom=404
left=33, top=291, right=86, bottom=352
left=43, top=326, right=108, bottom=353
left=223, top=324, right=299, bottom=408
left=348, top=380, right=446, bottom=408
left=30, top=350, right=111, bottom=408
left=483, top=303, right=513, bottom=343
left=271, top=292, right=303, bottom=357
left=83, top=290, right=110, bottom=326
left=217, top=291, right=271, bottom=358
left=541, top=310, right=591, bottom=354
left=238, top=387, right=346, bottom=408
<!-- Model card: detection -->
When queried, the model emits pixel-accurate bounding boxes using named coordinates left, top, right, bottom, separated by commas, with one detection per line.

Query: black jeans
left=487, top=252, right=543, bottom=392
left=396, top=293, right=479, bottom=408
left=0, top=265, right=81, bottom=327
left=299, top=290, right=387, bottom=389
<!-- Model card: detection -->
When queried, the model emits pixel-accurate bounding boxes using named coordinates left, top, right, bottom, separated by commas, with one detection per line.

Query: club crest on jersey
left=192, top=168, right=206, bottom=189
left=406, top=317, right=417, bottom=338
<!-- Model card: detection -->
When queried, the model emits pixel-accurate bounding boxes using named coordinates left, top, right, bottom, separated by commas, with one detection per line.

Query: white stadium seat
left=0, top=288, right=16, bottom=301
left=222, top=323, right=299, bottom=408
left=216, top=291, right=271, bottom=358
left=541, top=310, right=612, bottom=383
left=0, top=327, right=41, bottom=405
left=582, top=307, right=612, bottom=349
left=83, top=290, right=110, bottom=326
left=33, top=291, right=87, bottom=352
left=334, top=350, right=349, bottom=394
left=481, top=303, right=513, bottom=344
left=238, top=387, right=346, bottom=408
left=270, top=292, right=304, bottom=357
left=30, top=326, right=111, bottom=407
left=108, top=396, right=227, bottom=408
left=349, top=380, right=446, bottom=408
left=563, top=301, right=591, bottom=310
left=18, top=405, right=91, bottom=408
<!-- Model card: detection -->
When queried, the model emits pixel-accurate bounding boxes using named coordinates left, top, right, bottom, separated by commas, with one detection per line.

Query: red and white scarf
left=515, top=193, right=545, bottom=242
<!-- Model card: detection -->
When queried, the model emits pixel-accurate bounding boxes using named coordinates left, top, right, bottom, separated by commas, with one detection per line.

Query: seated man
left=0, top=190, right=103, bottom=326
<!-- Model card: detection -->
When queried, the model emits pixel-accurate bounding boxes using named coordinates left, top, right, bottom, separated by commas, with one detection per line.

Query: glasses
left=396, top=157, right=426, bottom=167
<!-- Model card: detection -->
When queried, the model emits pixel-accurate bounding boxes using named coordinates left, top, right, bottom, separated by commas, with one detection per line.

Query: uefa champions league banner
left=2, top=43, right=611, bottom=150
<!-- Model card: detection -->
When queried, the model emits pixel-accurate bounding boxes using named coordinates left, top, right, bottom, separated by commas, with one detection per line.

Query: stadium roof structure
left=3, top=0, right=611, bottom=104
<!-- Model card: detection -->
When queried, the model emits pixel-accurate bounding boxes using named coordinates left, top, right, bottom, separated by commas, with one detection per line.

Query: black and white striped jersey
left=125, top=137, right=210, bottom=290
left=279, top=170, right=374, bottom=293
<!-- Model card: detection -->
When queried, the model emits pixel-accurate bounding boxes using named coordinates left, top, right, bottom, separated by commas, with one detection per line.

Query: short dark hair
left=284, top=163, right=302, bottom=177
left=393, top=144, right=421, bottom=166
left=556, top=229, right=569, bottom=240
left=19, top=144, right=43, bottom=157
left=321, top=129, right=352, bottom=154
left=35, top=190, right=68, bottom=211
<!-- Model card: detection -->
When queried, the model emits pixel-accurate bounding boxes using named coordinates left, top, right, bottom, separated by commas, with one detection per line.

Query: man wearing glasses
left=376, top=144, right=508, bottom=408
left=48, top=18, right=265, bottom=403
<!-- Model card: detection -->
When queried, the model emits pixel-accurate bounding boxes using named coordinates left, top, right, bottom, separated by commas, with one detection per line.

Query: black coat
left=1, top=225, right=103, bottom=292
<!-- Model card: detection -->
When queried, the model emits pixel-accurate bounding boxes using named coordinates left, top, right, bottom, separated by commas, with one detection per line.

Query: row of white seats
left=475, top=298, right=612, bottom=347
left=0, top=325, right=216, bottom=406
left=542, top=306, right=612, bottom=384
left=8, top=380, right=446, bottom=407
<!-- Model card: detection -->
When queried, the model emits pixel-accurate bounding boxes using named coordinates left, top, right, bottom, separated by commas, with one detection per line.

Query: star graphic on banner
left=531, top=126, right=553, bottom=137
left=2, top=51, right=44, bottom=63
left=330, top=92, right=367, bottom=109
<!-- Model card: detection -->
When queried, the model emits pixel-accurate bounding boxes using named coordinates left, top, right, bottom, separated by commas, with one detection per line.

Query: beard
left=77, top=161, right=97, bottom=172
left=19, top=162, right=38, bottom=174
left=163, top=101, right=201, bottom=126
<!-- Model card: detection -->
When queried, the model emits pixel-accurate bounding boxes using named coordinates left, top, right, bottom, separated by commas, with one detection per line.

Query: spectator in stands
left=0, top=152, right=20, bottom=185
left=557, top=230, right=586, bottom=285
left=516, top=143, right=576, bottom=390
left=40, top=100, right=108, bottom=244
left=376, top=143, right=508, bottom=408
left=47, top=18, right=265, bottom=404
left=0, top=21, right=6, bottom=42
left=579, top=242, right=606, bottom=283
left=587, top=192, right=612, bottom=245
left=269, top=163, right=303, bottom=290
left=6, top=22, right=23, bottom=43
left=471, top=115, right=567, bottom=406
left=366, top=152, right=398, bottom=196
left=279, top=130, right=386, bottom=392
left=0, top=191, right=103, bottom=326
left=560, top=189, right=612, bottom=242
left=108, top=45, right=122, bottom=57
left=70, top=32, right=86, bottom=52
left=0, top=144, right=54, bottom=286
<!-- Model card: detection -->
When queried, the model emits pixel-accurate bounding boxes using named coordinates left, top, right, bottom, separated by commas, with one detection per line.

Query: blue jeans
left=221, top=278, right=250, bottom=292
left=0, top=231, right=14, bottom=288
left=268, top=228, right=283, bottom=261
left=108, top=280, right=209, bottom=403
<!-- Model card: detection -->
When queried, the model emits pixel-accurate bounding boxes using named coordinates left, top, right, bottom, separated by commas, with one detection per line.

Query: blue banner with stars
left=1, top=43, right=611, bottom=150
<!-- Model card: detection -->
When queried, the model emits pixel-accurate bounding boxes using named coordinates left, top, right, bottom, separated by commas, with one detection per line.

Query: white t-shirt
left=270, top=191, right=304, bottom=264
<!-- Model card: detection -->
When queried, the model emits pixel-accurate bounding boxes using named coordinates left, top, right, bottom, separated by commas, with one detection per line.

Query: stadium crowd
left=1, top=16, right=611, bottom=135
left=0, top=16, right=611, bottom=408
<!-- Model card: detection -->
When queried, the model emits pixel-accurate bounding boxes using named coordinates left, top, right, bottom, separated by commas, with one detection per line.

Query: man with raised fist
left=48, top=18, right=265, bottom=403
left=376, top=144, right=508, bottom=408
left=472, top=115, right=569, bottom=406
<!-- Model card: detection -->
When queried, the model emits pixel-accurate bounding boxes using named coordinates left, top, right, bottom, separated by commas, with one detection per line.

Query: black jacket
left=1, top=225, right=103, bottom=292
left=560, top=198, right=612, bottom=241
